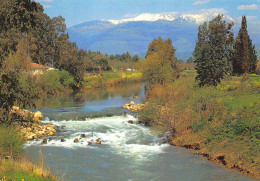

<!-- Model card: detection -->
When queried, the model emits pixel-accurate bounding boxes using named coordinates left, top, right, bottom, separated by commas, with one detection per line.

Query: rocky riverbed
left=123, top=101, right=147, bottom=111
left=11, top=106, right=57, bottom=140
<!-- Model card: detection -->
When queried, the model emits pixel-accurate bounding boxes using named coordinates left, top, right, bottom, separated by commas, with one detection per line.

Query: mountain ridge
left=68, top=13, right=259, bottom=60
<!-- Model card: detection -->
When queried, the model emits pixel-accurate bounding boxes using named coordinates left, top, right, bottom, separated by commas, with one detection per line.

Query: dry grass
left=140, top=75, right=260, bottom=177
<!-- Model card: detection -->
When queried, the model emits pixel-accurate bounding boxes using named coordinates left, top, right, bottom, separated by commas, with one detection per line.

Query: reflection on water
left=35, top=83, right=144, bottom=110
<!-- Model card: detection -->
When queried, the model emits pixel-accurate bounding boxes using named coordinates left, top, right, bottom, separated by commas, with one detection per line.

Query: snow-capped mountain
left=107, top=13, right=177, bottom=25
left=68, top=12, right=259, bottom=60
left=107, top=12, right=234, bottom=25
left=178, top=13, right=234, bottom=24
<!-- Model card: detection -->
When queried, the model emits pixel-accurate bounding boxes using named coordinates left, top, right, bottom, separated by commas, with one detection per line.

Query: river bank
left=82, top=72, right=143, bottom=90
left=138, top=75, right=260, bottom=179
left=24, top=82, right=254, bottom=181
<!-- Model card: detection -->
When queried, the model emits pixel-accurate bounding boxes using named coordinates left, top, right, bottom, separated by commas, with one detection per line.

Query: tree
left=193, top=15, right=234, bottom=86
left=232, top=16, right=258, bottom=74
left=187, top=57, right=194, bottom=64
left=132, top=55, right=140, bottom=63
left=0, top=44, right=38, bottom=124
left=54, top=34, right=85, bottom=83
left=143, top=37, right=177, bottom=85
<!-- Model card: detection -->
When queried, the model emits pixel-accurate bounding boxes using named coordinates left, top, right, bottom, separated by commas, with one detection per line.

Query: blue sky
left=35, top=0, right=260, bottom=27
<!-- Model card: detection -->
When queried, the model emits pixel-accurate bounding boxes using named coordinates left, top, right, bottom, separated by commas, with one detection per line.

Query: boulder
left=12, top=106, right=20, bottom=111
left=130, top=101, right=135, bottom=105
left=41, top=138, right=47, bottom=144
left=88, top=141, right=92, bottom=145
left=128, top=120, right=134, bottom=124
left=144, top=122, right=149, bottom=126
left=80, top=134, right=86, bottom=138
left=95, top=138, right=102, bottom=144
left=123, top=102, right=146, bottom=112
left=74, top=138, right=79, bottom=143
left=61, top=138, right=65, bottom=142
left=34, top=111, right=44, bottom=123
left=26, top=132, right=37, bottom=140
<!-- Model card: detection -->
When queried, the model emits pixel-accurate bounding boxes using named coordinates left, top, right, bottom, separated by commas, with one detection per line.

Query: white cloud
left=237, top=4, right=259, bottom=10
left=185, top=8, right=229, bottom=15
left=193, top=0, right=210, bottom=5
left=247, top=16, right=257, bottom=20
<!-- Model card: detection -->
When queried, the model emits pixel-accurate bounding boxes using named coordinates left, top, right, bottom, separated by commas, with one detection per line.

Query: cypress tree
left=193, top=15, right=234, bottom=86
left=232, top=16, right=258, bottom=74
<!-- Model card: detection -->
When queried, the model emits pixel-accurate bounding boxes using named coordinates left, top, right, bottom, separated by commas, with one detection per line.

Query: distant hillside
left=68, top=13, right=260, bottom=60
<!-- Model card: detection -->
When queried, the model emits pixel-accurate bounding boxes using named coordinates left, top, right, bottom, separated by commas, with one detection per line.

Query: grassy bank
left=140, top=73, right=260, bottom=178
left=82, top=72, right=143, bottom=89
left=0, top=125, right=58, bottom=181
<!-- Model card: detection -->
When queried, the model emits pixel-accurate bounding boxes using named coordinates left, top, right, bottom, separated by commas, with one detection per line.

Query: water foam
left=26, top=114, right=169, bottom=158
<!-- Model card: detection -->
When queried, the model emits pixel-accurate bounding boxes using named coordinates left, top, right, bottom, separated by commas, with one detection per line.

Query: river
left=25, top=84, right=256, bottom=181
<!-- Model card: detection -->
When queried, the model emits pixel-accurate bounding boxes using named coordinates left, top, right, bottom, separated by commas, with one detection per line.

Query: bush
left=139, top=101, right=161, bottom=125
left=37, top=69, right=75, bottom=94
left=0, top=125, right=25, bottom=158
left=38, top=70, right=62, bottom=94
left=59, top=69, right=75, bottom=89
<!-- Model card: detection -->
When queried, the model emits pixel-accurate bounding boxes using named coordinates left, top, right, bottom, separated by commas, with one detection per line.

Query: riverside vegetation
left=0, top=0, right=259, bottom=180
left=0, top=0, right=142, bottom=180
left=139, top=15, right=259, bottom=178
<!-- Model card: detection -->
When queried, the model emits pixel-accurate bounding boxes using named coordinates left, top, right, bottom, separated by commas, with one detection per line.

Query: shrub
left=139, top=101, right=161, bottom=125
left=38, top=70, right=62, bottom=94
left=0, top=125, right=25, bottom=158
left=59, top=69, right=75, bottom=89
left=37, top=69, right=76, bottom=94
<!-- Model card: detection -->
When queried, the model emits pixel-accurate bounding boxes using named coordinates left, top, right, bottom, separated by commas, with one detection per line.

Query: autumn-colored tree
left=232, top=16, right=258, bottom=74
left=193, top=15, right=234, bottom=86
left=143, top=37, right=177, bottom=85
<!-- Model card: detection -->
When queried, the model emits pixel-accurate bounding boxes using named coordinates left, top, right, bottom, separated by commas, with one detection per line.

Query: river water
left=25, top=84, right=256, bottom=181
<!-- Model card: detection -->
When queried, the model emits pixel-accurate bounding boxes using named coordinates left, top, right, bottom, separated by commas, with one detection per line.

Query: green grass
left=141, top=74, right=260, bottom=176
left=0, top=125, right=57, bottom=181
left=1, top=165, right=53, bottom=181
left=83, top=72, right=143, bottom=88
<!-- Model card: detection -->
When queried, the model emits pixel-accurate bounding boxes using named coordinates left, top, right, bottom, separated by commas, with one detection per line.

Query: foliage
left=59, top=70, right=75, bottom=89
left=187, top=57, right=194, bottom=64
left=139, top=101, right=161, bottom=125
left=37, top=69, right=75, bottom=94
left=54, top=34, right=85, bottom=84
left=0, top=52, right=39, bottom=124
left=143, top=75, right=260, bottom=174
left=142, top=37, right=177, bottom=85
left=83, top=72, right=142, bottom=88
left=193, top=14, right=234, bottom=86
left=232, top=16, right=258, bottom=74
left=0, top=125, right=25, bottom=158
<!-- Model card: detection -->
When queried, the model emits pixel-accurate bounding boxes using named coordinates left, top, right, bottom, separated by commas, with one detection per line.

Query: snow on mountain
left=108, top=13, right=177, bottom=25
left=180, top=13, right=234, bottom=24
left=68, top=10, right=260, bottom=60
left=108, top=12, right=234, bottom=25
